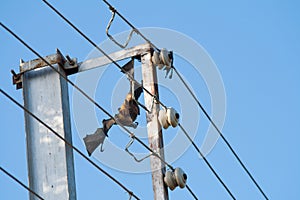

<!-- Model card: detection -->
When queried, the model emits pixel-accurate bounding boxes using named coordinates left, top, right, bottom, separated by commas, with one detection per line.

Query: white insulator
left=158, top=109, right=169, bottom=129
left=159, top=107, right=179, bottom=129
left=174, top=168, right=187, bottom=188
left=166, top=107, right=179, bottom=127
left=152, top=51, right=164, bottom=69
left=164, top=167, right=187, bottom=191
left=160, top=48, right=171, bottom=66
left=164, top=171, right=177, bottom=191
left=152, top=51, right=159, bottom=65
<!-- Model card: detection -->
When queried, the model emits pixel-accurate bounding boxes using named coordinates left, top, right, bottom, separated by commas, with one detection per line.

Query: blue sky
left=1, top=0, right=300, bottom=199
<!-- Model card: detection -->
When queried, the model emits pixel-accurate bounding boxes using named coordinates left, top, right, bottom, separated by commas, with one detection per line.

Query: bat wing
left=102, top=118, right=115, bottom=135
left=83, top=128, right=106, bottom=156
left=134, top=85, right=143, bottom=100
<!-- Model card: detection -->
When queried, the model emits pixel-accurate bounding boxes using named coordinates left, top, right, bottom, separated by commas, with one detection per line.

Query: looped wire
left=106, top=9, right=136, bottom=49
left=125, top=137, right=152, bottom=162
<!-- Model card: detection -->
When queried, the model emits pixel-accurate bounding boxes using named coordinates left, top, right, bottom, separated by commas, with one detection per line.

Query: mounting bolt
left=66, top=55, right=75, bottom=65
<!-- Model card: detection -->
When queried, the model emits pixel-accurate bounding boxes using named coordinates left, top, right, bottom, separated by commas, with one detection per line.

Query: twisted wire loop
left=125, top=137, right=152, bottom=162
left=106, top=8, right=136, bottom=49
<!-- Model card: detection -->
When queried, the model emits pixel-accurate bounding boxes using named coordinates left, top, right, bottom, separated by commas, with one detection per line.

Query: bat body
left=84, top=59, right=143, bottom=156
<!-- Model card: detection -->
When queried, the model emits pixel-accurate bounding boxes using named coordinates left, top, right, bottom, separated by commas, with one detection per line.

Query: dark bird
left=83, top=59, right=143, bottom=156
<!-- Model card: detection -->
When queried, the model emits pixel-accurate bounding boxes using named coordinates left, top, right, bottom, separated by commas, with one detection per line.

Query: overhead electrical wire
left=102, top=0, right=159, bottom=51
left=178, top=124, right=235, bottom=199
left=39, top=1, right=202, bottom=199
left=173, top=67, right=269, bottom=199
left=0, top=22, right=198, bottom=199
left=100, top=1, right=269, bottom=199
left=41, top=0, right=167, bottom=110
left=39, top=0, right=235, bottom=198
left=37, top=1, right=237, bottom=198
left=0, top=166, right=44, bottom=200
left=0, top=88, right=140, bottom=200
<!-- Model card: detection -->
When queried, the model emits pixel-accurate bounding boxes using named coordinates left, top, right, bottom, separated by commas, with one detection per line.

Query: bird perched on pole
left=83, top=58, right=143, bottom=156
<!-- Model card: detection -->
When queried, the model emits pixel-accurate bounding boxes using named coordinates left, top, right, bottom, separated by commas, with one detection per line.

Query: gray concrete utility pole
left=141, top=51, right=169, bottom=200
left=21, top=52, right=76, bottom=200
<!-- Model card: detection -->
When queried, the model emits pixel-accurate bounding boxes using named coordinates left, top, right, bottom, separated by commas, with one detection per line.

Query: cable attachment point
left=108, top=5, right=116, bottom=13
left=151, top=48, right=174, bottom=78
left=106, top=8, right=136, bottom=49
left=125, top=137, right=152, bottom=162
left=128, top=191, right=133, bottom=200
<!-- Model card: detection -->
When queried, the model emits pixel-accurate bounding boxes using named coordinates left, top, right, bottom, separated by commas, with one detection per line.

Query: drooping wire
left=0, top=21, right=198, bottom=200
left=0, top=88, right=140, bottom=200
left=101, top=1, right=268, bottom=199
left=0, top=166, right=44, bottom=200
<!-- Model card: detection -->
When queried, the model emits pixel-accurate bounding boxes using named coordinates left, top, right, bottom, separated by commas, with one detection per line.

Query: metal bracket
left=11, top=69, right=22, bottom=90
left=125, top=137, right=152, bottom=162
left=64, top=54, right=78, bottom=75
left=12, top=49, right=78, bottom=90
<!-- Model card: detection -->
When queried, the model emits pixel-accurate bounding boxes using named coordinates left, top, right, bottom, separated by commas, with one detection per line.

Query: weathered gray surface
left=141, top=52, right=169, bottom=200
left=23, top=61, right=76, bottom=200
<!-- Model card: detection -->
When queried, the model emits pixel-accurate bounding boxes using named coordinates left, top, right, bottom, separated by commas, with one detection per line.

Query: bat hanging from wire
left=83, top=59, right=143, bottom=156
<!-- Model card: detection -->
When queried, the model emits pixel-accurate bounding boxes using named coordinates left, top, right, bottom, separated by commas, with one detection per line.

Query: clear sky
left=1, top=0, right=300, bottom=199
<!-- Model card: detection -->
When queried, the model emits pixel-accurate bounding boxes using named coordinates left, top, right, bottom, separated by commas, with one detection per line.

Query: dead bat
left=83, top=59, right=143, bottom=156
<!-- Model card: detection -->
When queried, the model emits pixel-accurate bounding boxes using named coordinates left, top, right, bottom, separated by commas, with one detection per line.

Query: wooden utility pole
left=21, top=52, right=76, bottom=200
left=141, top=51, right=169, bottom=200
